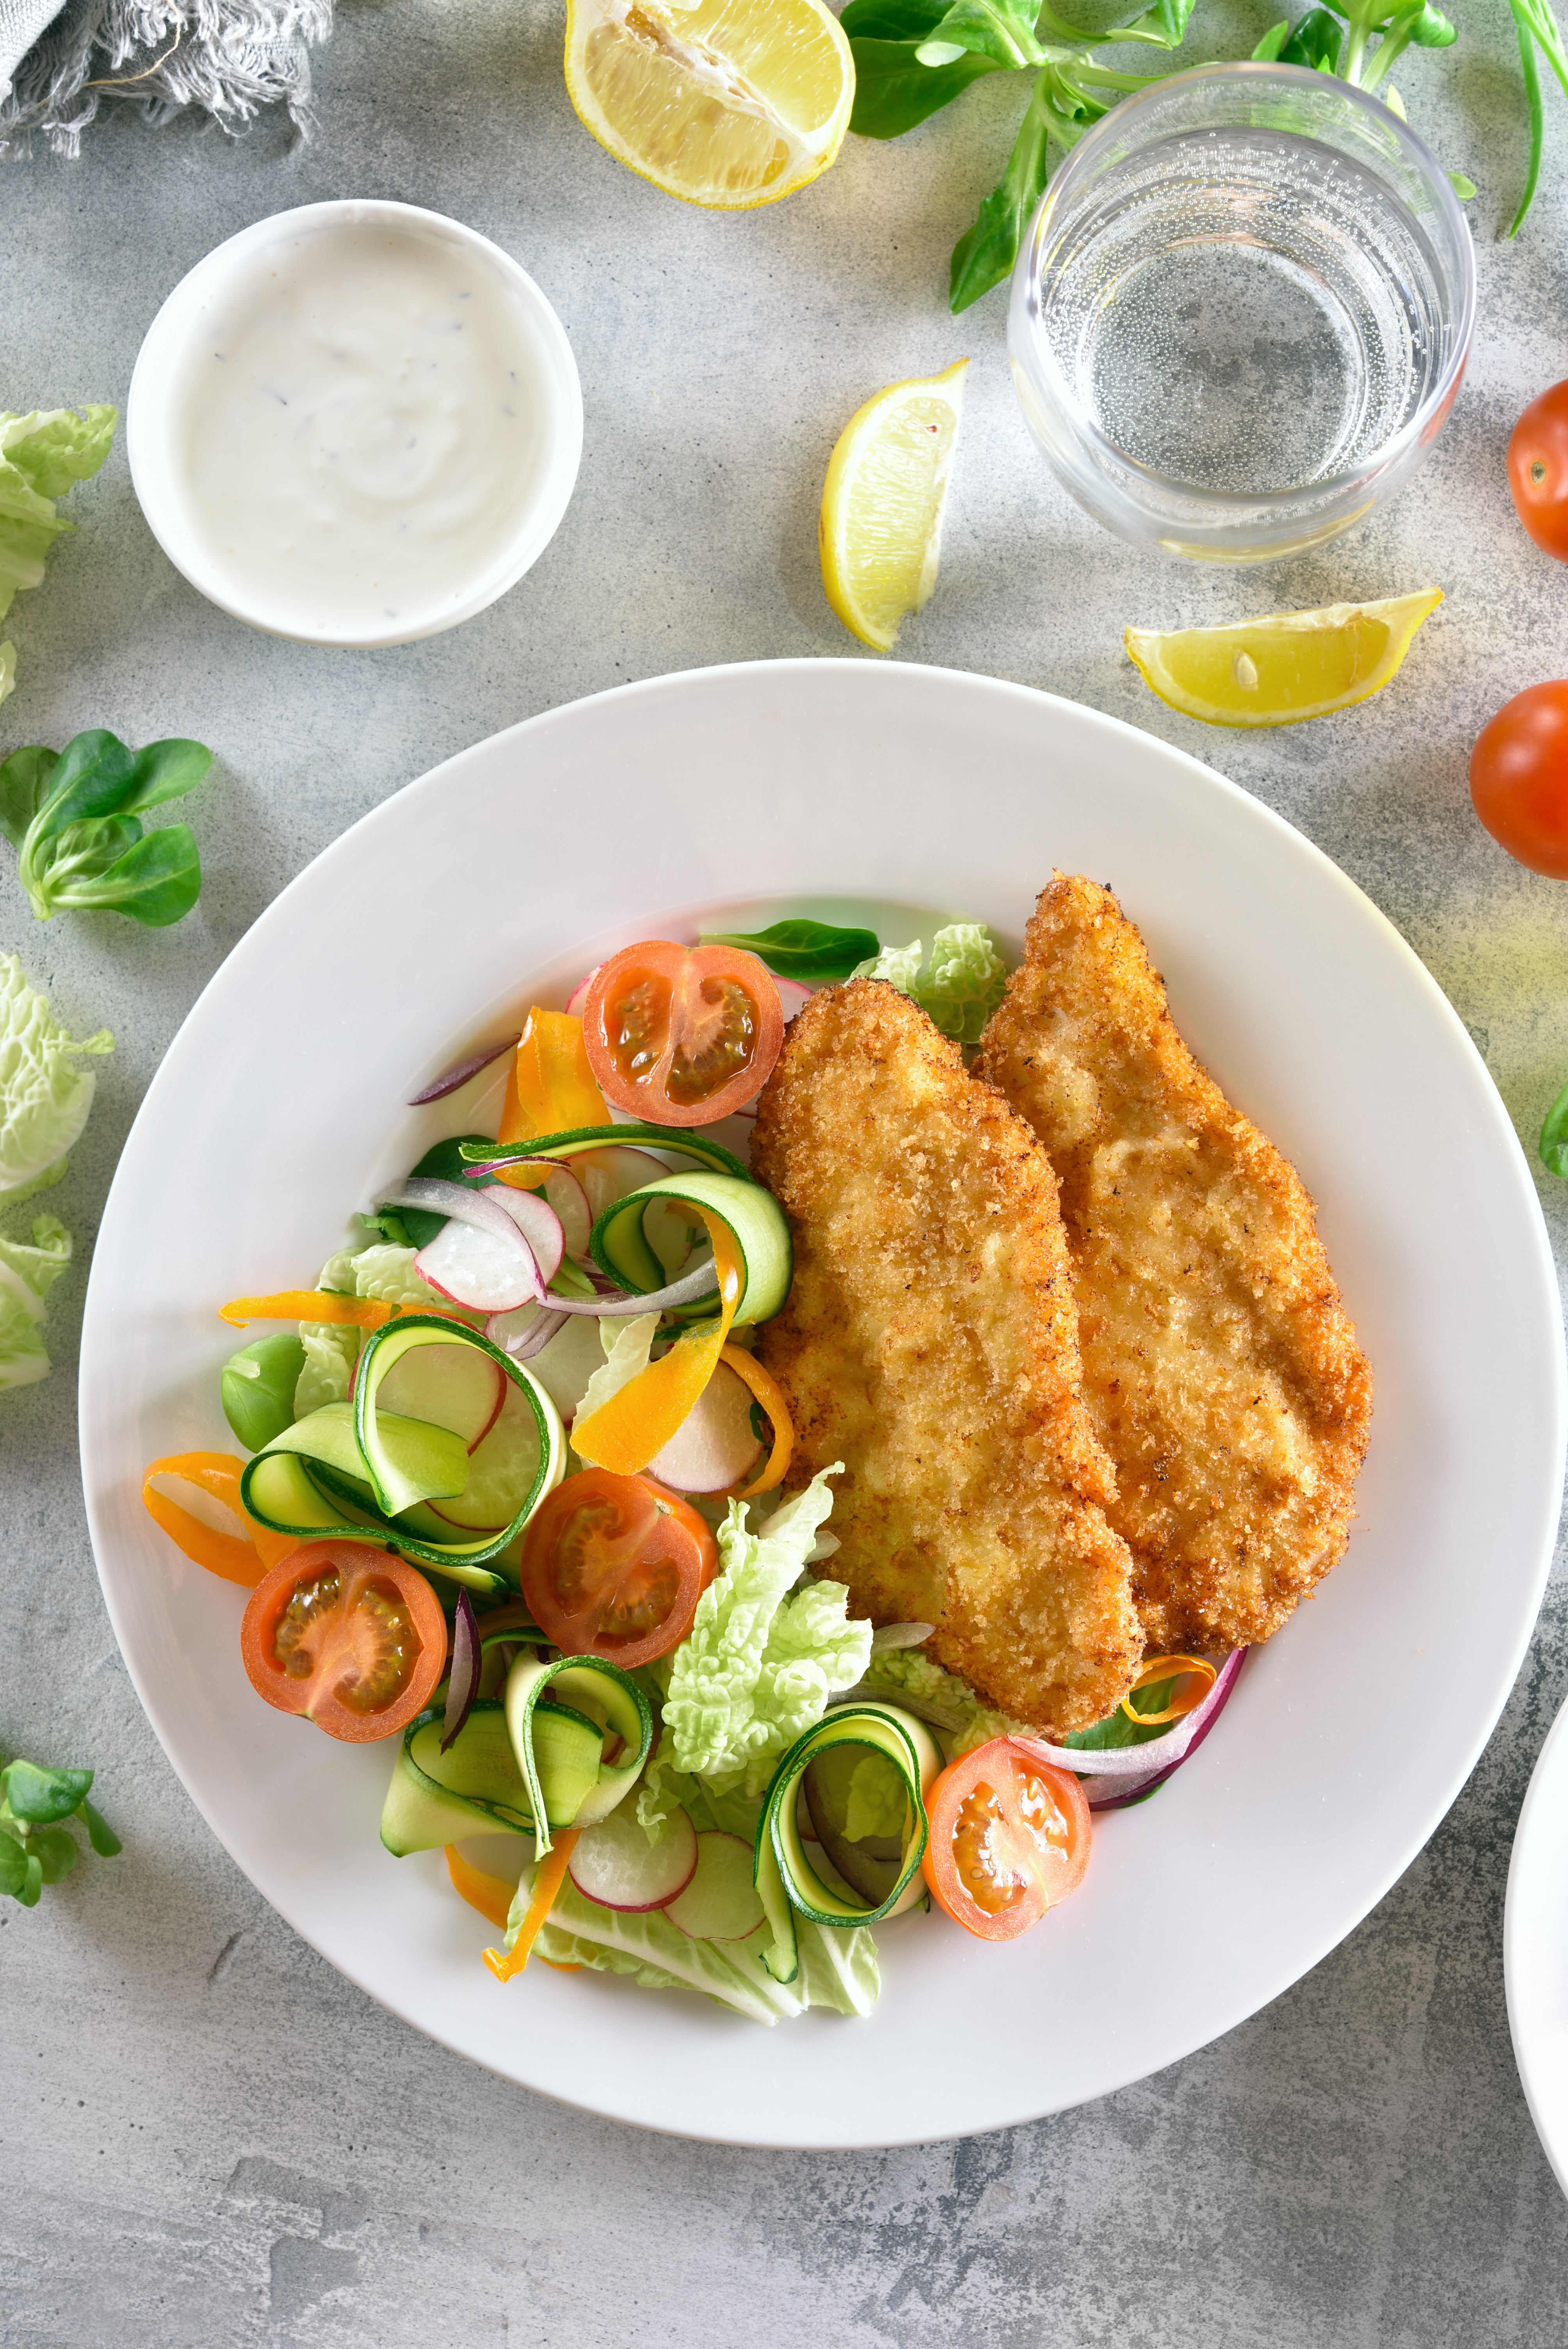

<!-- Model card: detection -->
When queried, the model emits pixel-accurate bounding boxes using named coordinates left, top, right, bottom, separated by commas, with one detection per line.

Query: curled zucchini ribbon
left=379, top=1650, right=652, bottom=1858
left=237, top=1315, right=565, bottom=1593
left=754, top=1701, right=943, bottom=1987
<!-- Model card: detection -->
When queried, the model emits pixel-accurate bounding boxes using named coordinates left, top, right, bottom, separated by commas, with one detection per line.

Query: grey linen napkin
left=1, top=0, right=331, bottom=153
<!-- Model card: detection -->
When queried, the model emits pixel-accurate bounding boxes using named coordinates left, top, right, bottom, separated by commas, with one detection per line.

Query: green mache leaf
left=1279, top=7, right=1345, bottom=71
left=358, top=1207, right=413, bottom=1248
left=841, top=0, right=950, bottom=36
left=850, top=39, right=1004, bottom=135
left=1063, top=1674, right=1182, bottom=1751
left=950, top=66, right=1095, bottom=312
left=1251, top=20, right=1292, bottom=60
left=1448, top=168, right=1477, bottom=199
left=3, top=1758, right=93, bottom=1823
left=81, top=1799, right=121, bottom=1857
left=1540, top=1074, right=1568, bottom=1176
left=41, top=822, right=201, bottom=927
left=1141, top=0, right=1197, bottom=43
left=23, top=729, right=137, bottom=844
left=915, top=0, right=1046, bottom=71
left=698, top=918, right=880, bottom=983
left=383, top=1134, right=496, bottom=1248
left=0, top=746, right=57, bottom=852
left=0, top=1826, right=27, bottom=1897
left=222, top=1331, right=307, bottom=1451
left=31, top=1824, right=79, bottom=1884
left=1409, top=2, right=1456, bottom=47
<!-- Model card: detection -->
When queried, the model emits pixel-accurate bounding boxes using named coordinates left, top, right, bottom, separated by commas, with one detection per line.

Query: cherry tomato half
left=519, top=1468, right=718, bottom=1666
left=921, top=1738, right=1090, bottom=1941
left=240, top=1541, right=447, bottom=1742
left=1508, top=378, right=1568, bottom=561
left=581, top=941, right=784, bottom=1127
left=1470, top=681, right=1568, bottom=879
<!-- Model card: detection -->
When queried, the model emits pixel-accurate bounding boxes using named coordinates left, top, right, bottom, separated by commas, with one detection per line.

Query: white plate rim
left=79, top=657, right=1568, bottom=2148
left=1506, top=1686, right=1568, bottom=2198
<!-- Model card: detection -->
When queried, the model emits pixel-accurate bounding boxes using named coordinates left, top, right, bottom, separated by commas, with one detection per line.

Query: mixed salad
left=143, top=914, right=1242, bottom=2024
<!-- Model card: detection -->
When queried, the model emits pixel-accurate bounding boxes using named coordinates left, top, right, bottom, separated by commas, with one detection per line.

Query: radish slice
left=577, top=1146, right=668, bottom=1224
left=773, top=978, right=813, bottom=1023
left=428, top=1378, right=545, bottom=1531
left=568, top=1802, right=697, bottom=1912
left=540, top=1164, right=592, bottom=1260
left=408, top=1034, right=520, bottom=1106
left=479, top=1182, right=565, bottom=1288
left=646, top=1361, right=763, bottom=1493
left=665, top=1833, right=765, bottom=1941
left=415, top=1219, right=541, bottom=1314
left=564, top=964, right=601, bottom=1019
left=376, top=1344, right=505, bottom=1452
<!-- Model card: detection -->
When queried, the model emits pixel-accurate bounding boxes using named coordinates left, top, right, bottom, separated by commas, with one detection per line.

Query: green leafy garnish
left=1063, top=1674, right=1186, bottom=1751
left=698, top=918, right=880, bottom=984
left=845, top=0, right=1511, bottom=315
left=0, top=1753, right=120, bottom=1905
left=0, top=730, right=214, bottom=927
left=0, top=954, right=112, bottom=1203
left=0, top=1213, right=71, bottom=1393
left=854, top=921, right=1008, bottom=1044
left=0, top=406, right=116, bottom=709
left=1540, top=1074, right=1568, bottom=1178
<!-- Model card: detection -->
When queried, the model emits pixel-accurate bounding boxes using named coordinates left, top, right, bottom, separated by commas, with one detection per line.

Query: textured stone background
left=6, top=0, right=1568, bottom=2340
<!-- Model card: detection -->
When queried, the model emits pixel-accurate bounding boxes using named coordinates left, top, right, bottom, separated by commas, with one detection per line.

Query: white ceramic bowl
left=126, top=200, right=584, bottom=650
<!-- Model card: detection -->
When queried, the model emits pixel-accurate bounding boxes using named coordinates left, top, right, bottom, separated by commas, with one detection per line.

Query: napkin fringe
left=1, top=0, right=331, bottom=157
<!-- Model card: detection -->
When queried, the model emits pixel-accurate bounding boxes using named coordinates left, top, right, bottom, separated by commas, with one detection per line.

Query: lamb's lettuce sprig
left=0, top=730, right=214, bottom=927
left=0, top=1755, right=120, bottom=1906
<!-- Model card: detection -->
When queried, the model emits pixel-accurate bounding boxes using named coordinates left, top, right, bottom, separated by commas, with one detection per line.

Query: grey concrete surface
left=5, top=2, right=1568, bottom=2341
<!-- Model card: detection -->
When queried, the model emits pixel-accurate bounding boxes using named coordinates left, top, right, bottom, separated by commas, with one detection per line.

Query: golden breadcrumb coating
left=975, top=874, right=1373, bottom=1652
left=752, top=978, right=1141, bottom=1737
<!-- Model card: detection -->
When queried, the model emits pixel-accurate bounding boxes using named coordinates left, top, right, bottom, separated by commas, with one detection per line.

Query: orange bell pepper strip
left=445, top=1844, right=517, bottom=1931
left=1119, top=1654, right=1217, bottom=1727
left=720, top=1344, right=794, bottom=1501
left=219, top=1292, right=398, bottom=1331
left=142, top=1453, right=302, bottom=1588
left=494, top=1008, right=609, bottom=1190
left=483, top=1828, right=579, bottom=1982
left=570, top=1217, right=743, bottom=1475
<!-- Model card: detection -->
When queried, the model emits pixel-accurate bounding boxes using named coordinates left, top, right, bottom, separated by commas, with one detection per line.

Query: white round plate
left=1507, top=1695, right=1568, bottom=2196
left=81, top=659, right=1565, bottom=2149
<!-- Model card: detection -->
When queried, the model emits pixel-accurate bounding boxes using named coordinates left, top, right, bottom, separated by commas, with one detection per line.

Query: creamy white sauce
left=171, top=218, right=545, bottom=638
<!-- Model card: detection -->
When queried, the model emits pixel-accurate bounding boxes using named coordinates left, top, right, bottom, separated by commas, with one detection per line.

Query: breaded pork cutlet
left=975, top=875, right=1373, bottom=1654
left=751, top=978, right=1142, bottom=1738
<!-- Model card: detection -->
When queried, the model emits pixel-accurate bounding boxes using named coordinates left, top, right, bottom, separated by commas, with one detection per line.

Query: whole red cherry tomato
left=1508, top=380, right=1568, bottom=560
left=1470, top=683, right=1568, bottom=879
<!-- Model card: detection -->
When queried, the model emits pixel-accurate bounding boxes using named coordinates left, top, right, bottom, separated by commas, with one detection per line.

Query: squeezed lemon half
left=1125, top=591, right=1443, bottom=728
left=564, top=0, right=854, bottom=210
left=819, top=360, right=969, bottom=653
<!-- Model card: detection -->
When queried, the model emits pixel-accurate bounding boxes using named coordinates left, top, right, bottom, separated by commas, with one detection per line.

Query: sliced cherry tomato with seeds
left=582, top=940, right=784, bottom=1126
left=240, top=1541, right=447, bottom=1743
left=519, top=1467, right=717, bottom=1666
left=921, top=1738, right=1090, bottom=1941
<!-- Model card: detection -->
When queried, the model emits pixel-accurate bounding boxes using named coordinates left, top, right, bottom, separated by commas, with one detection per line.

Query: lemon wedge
left=819, top=360, right=969, bottom=653
left=564, top=0, right=854, bottom=211
left=1124, top=591, right=1443, bottom=728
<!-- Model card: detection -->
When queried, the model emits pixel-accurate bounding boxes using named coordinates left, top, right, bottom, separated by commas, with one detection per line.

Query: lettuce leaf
left=0, top=407, right=116, bottom=706
left=294, top=1242, right=454, bottom=1414
left=0, top=955, right=112, bottom=1202
left=658, top=1467, right=870, bottom=1795
left=0, top=1213, right=71, bottom=1390
left=853, top=921, right=1007, bottom=1044
left=860, top=1644, right=1031, bottom=1756
left=519, top=1868, right=878, bottom=2021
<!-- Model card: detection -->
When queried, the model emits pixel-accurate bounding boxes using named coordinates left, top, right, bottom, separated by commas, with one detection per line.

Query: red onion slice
left=408, top=1035, right=520, bottom=1106
left=1026, top=1647, right=1248, bottom=1787
left=486, top=1304, right=570, bottom=1361
left=440, top=1591, right=481, bottom=1751
left=537, top=1258, right=720, bottom=1316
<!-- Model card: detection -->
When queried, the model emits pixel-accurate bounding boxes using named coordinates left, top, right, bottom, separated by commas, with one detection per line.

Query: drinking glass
left=1007, top=63, right=1476, bottom=564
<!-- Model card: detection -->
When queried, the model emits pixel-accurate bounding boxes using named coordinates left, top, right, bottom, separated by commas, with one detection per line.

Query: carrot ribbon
left=720, top=1343, right=794, bottom=1501
left=1120, top=1654, right=1217, bottom=1728
left=495, top=1009, right=609, bottom=1189
left=483, top=1829, right=580, bottom=1982
left=570, top=1215, right=743, bottom=1474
